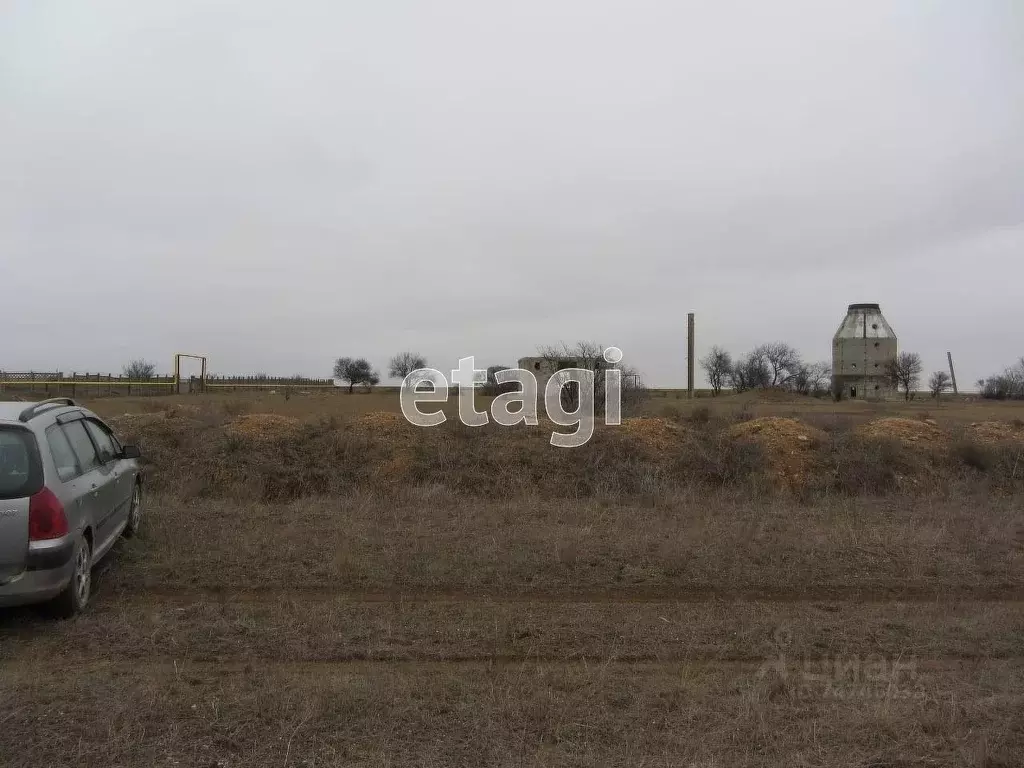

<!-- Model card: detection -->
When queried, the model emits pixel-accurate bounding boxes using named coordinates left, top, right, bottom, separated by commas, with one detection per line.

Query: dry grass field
left=74, top=386, right=1024, bottom=426
left=2, top=389, right=1023, bottom=766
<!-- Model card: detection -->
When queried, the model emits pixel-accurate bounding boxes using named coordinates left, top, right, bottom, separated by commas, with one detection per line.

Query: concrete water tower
left=832, top=303, right=897, bottom=400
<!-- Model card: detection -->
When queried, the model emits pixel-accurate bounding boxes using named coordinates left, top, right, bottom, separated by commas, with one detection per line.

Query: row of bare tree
left=885, top=353, right=954, bottom=400
left=699, top=343, right=832, bottom=397
left=336, top=343, right=646, bottom=406
left=483, top=342, right=646, bottom=413
left=121, top=354, right=426, bottom=393
left=976, top=358, right=1024, bottom=400
left=331, top=352, right=430, bottom=393
left=700, top=345, right=958, bottom=401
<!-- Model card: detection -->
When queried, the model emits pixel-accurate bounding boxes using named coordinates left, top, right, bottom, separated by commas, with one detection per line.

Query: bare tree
left=730, top=348, right=771, bottom=392
left=928, top=370, right=951, bottom=399
left=729, top=362, right=748, bottom=394
left=699, top=346, right=733, bottom=396
left=536, top=341, right=605, bottom=368
left=388, top=351, right=428, bottom=387
left=123, top=359, right=156, bottom=380
left=883, top=352, right=923, bottom=400
left=333, top=357, right=380, bottom=393
left=536, top=341, right=646, bottom=414
left=788, top=364, right=810, bottom=395
left=618, top=362, right=648, bottom=413
left=753, top=342, right=802, bottom=388
left=977, top=357, right=1024, bottom=400
left=787, top=360, right=832, bottom=396
left=482, top=365, right=517, bottom=396
left=808, top=361, right=832, bottom=396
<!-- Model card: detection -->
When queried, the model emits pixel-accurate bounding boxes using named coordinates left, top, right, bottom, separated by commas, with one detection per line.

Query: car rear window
left=0, top=426, right=43, bottom=500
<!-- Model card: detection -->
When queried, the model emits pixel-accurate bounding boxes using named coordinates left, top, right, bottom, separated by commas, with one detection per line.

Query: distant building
left=517, top=355, right=610, bottom=398
left=832, top=303, right=897, bottom=400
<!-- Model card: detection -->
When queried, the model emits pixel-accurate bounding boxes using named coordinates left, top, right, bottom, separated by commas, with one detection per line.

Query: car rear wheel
left=48, top=533, right=91, bottom=618
left=123, top=483, right=142, bottom=538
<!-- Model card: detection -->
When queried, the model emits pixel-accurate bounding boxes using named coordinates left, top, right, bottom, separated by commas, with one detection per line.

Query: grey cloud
left=2, top=0, right=1022, bottom=386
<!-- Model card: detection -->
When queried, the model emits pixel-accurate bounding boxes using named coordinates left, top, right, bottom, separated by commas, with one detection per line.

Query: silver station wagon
left=0, top=398, right=143, bottom=617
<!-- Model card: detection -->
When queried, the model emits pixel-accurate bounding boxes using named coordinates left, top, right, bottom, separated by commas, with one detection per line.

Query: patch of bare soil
left=727, top=417, right=826, bottom=488
left=856, top=417, right=950, bottom=449
left=225, top=413, right=301, bottom=440
left=617, top=417, right=685, bottom=454
left=966, top=421, right=1024, bottom=445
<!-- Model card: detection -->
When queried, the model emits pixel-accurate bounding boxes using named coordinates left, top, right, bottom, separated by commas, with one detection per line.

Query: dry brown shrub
left=821, top=432, right=930, bottom=496
left=953, top=438, right=997, bottom=472
left=106, top=412, right=211, bottom=495
left=800, top=412, right=857, bottom=435
left=616, top=417, right=685, bottom=454
left=348, top=410, right=412, bottom=435
left=221, top=399, right=252, bottom=417
left=101, top=402, right=1024, bottom=502
left=107, top=411, right=208, bottom=449
left=676, top=427, right=767, bottom=490
left=743, top=388, right=806, bottom=403
left=105, top=412, right=167, bottom=437
left=344, top=411, right=426, bottom=485
left=163, top=403, right=201, bottom=419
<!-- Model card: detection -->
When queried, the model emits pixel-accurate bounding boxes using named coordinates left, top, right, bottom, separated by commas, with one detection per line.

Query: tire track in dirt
left=4, top=596, right=1022, bottom=668
left=93, top=583, right=1024, bottom=604
left=1, top=656, right=1017, bottom=676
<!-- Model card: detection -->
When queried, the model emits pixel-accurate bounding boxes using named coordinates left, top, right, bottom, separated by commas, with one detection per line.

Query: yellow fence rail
left=1, top=381, right=174, bottom=386
left=204, top=383, right=337, bottom=388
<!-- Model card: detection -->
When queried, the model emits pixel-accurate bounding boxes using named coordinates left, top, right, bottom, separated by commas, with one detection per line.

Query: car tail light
left=28, top=487, right=69, bottom=541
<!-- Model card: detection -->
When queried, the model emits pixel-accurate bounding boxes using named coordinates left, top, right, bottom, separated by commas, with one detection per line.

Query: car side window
left=84, top=420, right=118, bottom=464
left=46, top=424, right=81, bottom=482
left=107, top=429, right=123, bottom=455
left=62, top=421, right=101, bottom=473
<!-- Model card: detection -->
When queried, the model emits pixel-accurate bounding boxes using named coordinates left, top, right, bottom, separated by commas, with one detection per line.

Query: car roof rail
left=18, top=397, right=78, bottom=423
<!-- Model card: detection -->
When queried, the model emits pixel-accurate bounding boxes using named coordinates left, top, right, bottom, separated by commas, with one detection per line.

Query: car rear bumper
left=26, top=536, right=75, bottom=571
left=0, top=562, right=74, bottom=607
left=0, top=538, right=75, bottom=608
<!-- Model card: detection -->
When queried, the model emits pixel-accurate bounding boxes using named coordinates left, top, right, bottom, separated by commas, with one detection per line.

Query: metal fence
left=0, top=371, right=178, bottom=397
left=204, top=375, right=336, bottom=391
left=0, top=370, right=342, bottom=397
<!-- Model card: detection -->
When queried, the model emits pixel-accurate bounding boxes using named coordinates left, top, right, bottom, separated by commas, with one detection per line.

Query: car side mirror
left=121, top=444, right=141, bottom=460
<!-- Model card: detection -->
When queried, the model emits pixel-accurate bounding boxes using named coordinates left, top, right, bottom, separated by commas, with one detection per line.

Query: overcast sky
left=3, top=1, right=1022, bottom=386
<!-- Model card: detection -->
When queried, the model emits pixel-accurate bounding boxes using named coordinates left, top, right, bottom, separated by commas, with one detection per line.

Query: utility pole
left=947, top=351, right=958, bottom=395
left=687, top=312, right=695, bottom=399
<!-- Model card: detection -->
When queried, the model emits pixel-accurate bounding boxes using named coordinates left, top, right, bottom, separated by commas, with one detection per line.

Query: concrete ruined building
left=517, top=355, right=609, bottom=395
left=832, top=303, right=897, bottom=400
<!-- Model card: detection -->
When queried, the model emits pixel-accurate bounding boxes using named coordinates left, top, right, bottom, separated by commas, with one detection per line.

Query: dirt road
left=1, top=492, right=1021, bottom=766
